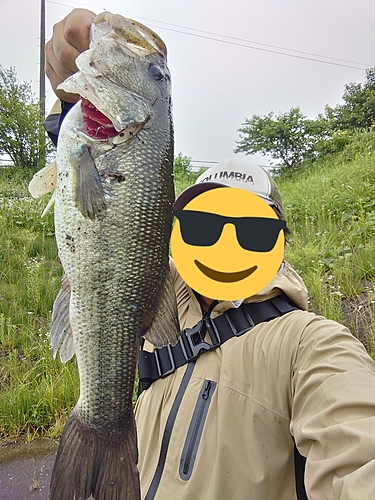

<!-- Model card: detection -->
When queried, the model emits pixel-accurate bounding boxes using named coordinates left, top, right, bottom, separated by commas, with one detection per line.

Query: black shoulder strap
left=138, top=293, right=299, bottom=392
left=294, top=443, right=308, bottom=500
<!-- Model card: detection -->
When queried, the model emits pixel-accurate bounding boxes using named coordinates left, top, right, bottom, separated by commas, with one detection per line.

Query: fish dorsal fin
left=50, top=275, right=75, bottom=363
left=144, top=268, right=180, bottom=348
left=28, top=161, right=57, bottom=198
left=71, top=144, right=106, bottom=220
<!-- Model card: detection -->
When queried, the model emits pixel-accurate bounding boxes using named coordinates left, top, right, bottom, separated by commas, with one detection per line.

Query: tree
left=174, top=152, right=193, bottom=178
left=0, top=66, right=51, bottom=169
left=235, top=68, right=375, bottom=171
left=325, top=68, right=375, bottom=132
left=173, top=153, right=206, bottom=188
left=235, top=107, right=327, bottom=170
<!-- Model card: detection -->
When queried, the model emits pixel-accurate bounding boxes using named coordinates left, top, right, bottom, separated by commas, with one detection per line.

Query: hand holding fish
left=45, top=8, right=95, bottom=102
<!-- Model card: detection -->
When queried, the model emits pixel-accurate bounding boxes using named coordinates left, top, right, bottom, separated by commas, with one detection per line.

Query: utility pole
left=39, top=0, right=45, bottom=116
left=39, top=0, right=46, bottom=168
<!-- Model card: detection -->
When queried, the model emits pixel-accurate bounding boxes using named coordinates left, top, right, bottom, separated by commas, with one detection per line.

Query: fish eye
left=148, top=65, right=164, bottom=80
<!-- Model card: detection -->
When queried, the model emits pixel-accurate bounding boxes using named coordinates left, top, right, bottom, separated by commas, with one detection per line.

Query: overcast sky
left=1, top=0, right=374, bottom=166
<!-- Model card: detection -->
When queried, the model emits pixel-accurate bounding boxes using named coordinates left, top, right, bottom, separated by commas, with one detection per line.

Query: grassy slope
left=278, top=138, right=375, bottom=355
left=0, top=137, right=374, bottom=441
left=0, top=168, right=78, bottom=442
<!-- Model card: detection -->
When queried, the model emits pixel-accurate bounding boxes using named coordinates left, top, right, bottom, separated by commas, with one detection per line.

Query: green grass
left=0, top=135, right=375, bottom=442
left=0, top=167, right=78, bottom=442
left=277, top=144, right=375, bottom=354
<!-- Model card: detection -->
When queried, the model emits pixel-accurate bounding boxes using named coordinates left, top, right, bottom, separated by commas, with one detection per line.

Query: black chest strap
left=138, top=293, right=299, bottom=392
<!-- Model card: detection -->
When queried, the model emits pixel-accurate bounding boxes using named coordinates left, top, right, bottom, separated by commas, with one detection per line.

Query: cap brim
left=174, top=182, right=275, bottom=211
left=174, top=182, right=225, bottom=210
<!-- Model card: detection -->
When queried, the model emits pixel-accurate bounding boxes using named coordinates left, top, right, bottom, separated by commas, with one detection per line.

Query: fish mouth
left=80, top=98, right=150, bottom=141
left=58, top=12, right=166, bottom=134
left=81, top=98, right=119, bottom=140
left=194, top=260, right=258, bottom=283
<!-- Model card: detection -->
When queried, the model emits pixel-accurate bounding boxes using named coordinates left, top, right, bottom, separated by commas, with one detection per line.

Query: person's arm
left=291, top=317, right=375, bottom=499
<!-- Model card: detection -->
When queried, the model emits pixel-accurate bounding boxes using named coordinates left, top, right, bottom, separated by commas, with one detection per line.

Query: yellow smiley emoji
left=171, top=187, right=285, bottom=301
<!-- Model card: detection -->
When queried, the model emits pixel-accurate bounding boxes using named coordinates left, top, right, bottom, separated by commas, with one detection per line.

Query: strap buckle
left=154, top=344, right=176, bottom=378
left=180, top=320, right=213, bottom=360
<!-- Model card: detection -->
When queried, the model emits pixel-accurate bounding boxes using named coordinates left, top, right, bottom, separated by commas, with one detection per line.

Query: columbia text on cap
left=174, top=157, right=283, bottom=216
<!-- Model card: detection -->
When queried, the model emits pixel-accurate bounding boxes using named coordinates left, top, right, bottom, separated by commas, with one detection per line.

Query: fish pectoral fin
left=28, top=160, right=57, bottom=198
left=72, top=144, right=106, bottom=220
left=144, top=268, right=180, bottom=347
left=41, top=190, right=56, bottom=217
left=50, top=275, right=75, bottom=363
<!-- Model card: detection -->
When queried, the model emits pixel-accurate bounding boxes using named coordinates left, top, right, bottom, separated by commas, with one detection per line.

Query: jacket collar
left=187, top=261, right=308, bottom=319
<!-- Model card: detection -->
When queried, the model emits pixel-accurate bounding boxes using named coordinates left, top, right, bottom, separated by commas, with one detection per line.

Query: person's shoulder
left=169, top=256, right=186, bottom=287
left=49, top=99, right=62, bottom=115
left=295, top=312, right=375, bottom=369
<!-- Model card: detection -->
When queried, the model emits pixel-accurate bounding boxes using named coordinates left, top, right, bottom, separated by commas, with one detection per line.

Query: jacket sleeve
left=291, top=316, right=375, bottom=500
left=44, top=99, right=75, bottom=146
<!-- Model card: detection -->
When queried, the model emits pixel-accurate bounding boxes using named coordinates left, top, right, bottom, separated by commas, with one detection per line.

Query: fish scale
left=45, top=12, right=179, bottom=500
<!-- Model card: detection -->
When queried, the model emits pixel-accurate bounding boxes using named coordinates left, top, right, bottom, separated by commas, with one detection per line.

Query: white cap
left=174, top=157, right=283, bottom=215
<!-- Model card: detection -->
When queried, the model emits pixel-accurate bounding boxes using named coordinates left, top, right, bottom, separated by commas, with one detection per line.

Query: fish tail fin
left=50, top=408, right=140, bottom=500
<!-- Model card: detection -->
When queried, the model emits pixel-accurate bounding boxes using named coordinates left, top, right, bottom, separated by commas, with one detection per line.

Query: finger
left=48, top=9, right=95, bottom=77
left=45, top=37, right=74, bottom=82
left=63, top=9, right=96, bottom=52
left=45, top=40, right=79, bottom=103
left=51, top=19, right=81, bottom=74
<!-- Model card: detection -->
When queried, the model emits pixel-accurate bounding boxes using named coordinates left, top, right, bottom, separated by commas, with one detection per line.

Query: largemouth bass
left=43, top=12, right=179, bottom=500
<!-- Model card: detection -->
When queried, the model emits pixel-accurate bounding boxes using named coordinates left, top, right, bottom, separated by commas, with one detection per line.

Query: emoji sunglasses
left=174, top=210, right=286, bottom=252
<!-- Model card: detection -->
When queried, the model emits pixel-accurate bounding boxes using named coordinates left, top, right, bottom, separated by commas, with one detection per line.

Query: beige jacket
left=135, top=261, right=375, bottom=500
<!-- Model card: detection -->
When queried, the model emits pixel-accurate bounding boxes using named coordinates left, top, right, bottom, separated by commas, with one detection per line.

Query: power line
left=191, top=160, right=218, bottom=164
left=148, top=26, right=368, bottom=70
left=128, top=17, right=371, bottom=68
left=46, top=0, right=370, bottom=70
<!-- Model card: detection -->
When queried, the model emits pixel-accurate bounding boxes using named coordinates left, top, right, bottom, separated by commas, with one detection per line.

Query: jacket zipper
left=145, top=302, right=218, bottom=498
left=179, top=379, right=217, bottom=481
left=144, top=362, right=195, bottom=500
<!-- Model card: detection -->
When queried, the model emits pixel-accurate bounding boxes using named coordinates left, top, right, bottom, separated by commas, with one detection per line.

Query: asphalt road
left=0, top=440, right=57, bottom=500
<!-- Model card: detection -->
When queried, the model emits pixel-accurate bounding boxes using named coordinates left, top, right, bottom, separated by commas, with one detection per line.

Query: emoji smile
left=194, top=260, right=258, bottom=283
